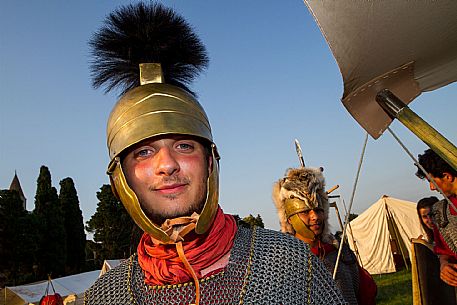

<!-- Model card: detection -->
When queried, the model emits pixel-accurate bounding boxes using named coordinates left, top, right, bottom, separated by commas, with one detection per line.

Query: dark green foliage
left=0, top=190, right=38, bottom=286
left=242, top=214, right=265, bottom=228
left=86, top=185, right=138, bottom=261
left=33, top=166, right=66, bottom=279
left=85, top=240, right=103, bottom=270
left=348, top=213, right=358, bottom=222
left=59, top=177, right=86, bottom=274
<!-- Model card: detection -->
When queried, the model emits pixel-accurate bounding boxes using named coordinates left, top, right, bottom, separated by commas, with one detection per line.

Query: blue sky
left=1, top=0, right=456, bottom=233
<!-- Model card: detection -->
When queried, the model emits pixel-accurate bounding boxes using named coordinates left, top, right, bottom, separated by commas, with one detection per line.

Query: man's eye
left=176, top=143, right=194, bottom=151
left=135, top=148, right=152, bottom=157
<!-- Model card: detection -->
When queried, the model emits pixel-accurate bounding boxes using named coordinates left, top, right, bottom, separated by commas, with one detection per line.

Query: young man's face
left=429, top=173, right=456, bottom=197
left=122, top=135, right=211, bottom=225
left=297, top=208, right=325, bottom=236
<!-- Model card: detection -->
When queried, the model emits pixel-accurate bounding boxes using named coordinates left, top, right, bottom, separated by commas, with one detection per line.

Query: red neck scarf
left=137, top=207, right=237, bottom=286
left=310, top=240, right=336, bottom=259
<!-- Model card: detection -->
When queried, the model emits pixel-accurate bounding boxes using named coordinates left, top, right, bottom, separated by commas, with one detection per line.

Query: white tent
left=346, top=195, right=424, bottom=275
left=99, top=259, right=123, bottom=277
left=1, top=270, right=100, bottom=305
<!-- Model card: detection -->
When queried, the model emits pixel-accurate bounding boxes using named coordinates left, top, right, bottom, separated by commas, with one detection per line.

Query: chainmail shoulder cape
left=320, top=243, right=359, bottom=305
left=433, top=199, right=457, bottom=255
left=84, top=225, right=347, bottom=304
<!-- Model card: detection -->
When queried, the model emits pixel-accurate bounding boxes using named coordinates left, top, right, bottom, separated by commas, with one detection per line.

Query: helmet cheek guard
left=285, top=198, right=316, bottom=241
left=195, top=144, right=219, bottom=234
left=106, top=64, right=220, bottom=244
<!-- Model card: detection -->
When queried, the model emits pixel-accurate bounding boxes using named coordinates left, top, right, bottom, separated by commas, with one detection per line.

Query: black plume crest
left=89, top=2, right=209, bottom=96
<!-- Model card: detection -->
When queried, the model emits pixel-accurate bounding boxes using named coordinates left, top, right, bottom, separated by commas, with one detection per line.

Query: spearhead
left=294, top=139, right=306, bottom=167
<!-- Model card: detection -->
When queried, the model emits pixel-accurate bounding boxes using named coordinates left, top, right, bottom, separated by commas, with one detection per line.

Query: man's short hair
left=416, top=149, right=457, bottom=179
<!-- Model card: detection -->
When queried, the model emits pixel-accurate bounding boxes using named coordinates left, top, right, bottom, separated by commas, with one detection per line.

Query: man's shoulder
left=246, top=226, right=312, bottom=257
left=84, top=257, right=133, bottom=305
left=237, top=226, right=347, bottom=304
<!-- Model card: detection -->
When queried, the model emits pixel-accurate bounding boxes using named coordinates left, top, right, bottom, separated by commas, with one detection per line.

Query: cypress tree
left=86, top=184, right=137, bottom=261
left=0, top=190, right=29, bottom=285
left=59, top=177, right=86, bottom=274
left=33, top=166, right=66, bottom=279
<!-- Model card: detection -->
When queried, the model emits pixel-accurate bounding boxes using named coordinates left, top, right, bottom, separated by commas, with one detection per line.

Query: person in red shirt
left=416, top=149, right=457, bottom=286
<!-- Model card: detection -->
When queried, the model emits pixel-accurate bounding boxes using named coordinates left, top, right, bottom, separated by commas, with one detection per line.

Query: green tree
left=59, top=177, right=86, bottom=274
left=0, top=190, right=38, bottom=286
left=33, top=166, right=66, bottom=279
left=0, top=190, right=25, bottom=285
left=242, top=214, right=264, bottom=228
left=348, top=213, right=358, bottom=222
left=86, top=185, right=138, bottom=262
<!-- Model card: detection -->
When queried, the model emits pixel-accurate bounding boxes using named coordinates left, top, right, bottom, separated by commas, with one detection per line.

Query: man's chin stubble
left=142, top=200, right=205, bottom=226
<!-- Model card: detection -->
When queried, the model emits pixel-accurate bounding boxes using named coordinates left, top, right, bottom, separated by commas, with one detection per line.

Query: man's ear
left=208, top=155, right=213, bottom=174
left=444, top=172, right=455, bottom=182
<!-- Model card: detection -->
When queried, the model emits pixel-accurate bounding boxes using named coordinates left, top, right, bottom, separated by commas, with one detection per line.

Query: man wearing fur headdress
left=273, top=167, right=377, bottom=305
left=83, top=2, right=347, bottom=305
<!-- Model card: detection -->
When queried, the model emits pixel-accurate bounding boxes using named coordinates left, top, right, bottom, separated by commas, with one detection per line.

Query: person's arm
left=439, top=254, right=457, bottom=286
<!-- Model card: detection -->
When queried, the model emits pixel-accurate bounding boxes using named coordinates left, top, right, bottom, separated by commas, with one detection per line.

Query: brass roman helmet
left=272, top=167, right=330, bottom=240
left=89, top=3, right=219, bottom=243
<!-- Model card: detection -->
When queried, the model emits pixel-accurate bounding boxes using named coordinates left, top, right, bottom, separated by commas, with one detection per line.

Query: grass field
left=373, top=268, right=412, bottom=305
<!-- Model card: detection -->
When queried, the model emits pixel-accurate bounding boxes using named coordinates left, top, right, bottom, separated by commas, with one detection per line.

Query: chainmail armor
left=85, top=225, right=347, bottom=304
left=321, top=244, right=359, bottom=305
left=433, top=200, right=457, bottom=254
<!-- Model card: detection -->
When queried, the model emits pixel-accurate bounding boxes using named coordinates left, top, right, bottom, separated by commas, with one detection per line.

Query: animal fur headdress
left=272, top=167, right=330, bottom=238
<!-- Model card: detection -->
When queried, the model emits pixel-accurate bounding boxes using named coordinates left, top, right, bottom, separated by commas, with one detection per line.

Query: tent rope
left=387, top=127, right=457, bottom=213
left=333, top=133, right=369, bottom=279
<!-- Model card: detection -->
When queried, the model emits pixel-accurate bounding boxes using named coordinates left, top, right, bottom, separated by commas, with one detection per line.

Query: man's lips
left=154, top=183, right=187, bottom=194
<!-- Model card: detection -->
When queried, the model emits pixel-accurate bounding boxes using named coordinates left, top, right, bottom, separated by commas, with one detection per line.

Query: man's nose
left=429, top=181, right=436, bottom=191
left=154, top=147, right=179, bottom=176
left=309, top=210, right=318, bottom=220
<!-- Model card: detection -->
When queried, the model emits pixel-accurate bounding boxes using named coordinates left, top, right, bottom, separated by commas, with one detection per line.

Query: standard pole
left=376, top=89, right=457, bottom=171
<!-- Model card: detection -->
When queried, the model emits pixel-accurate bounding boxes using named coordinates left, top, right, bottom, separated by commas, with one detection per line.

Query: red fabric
left=40, top=294, right=63, bottom=305
left=310, top=241, right=336, bottom=257
left=357, top=265, right=377, bottom=305
left=137, top=207, right=237, bottom=286
left=449, top=196, right=457, bottom=216
left=433, top=196, right=457, bottom=261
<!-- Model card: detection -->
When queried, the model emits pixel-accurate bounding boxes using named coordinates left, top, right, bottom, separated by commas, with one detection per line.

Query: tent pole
left=330, top=200, right=344, bottom=232
left=386, top=203, right=409, bottom=271
left=330, top=197, right=364, bottom=268
left=376, top=89, right=457, bottom=172
left=346, top=217, right=364, bottom=268
left=333, top=133, right=368, bottom=279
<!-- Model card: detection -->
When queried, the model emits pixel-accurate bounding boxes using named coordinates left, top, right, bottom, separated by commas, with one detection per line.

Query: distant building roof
left=9, top=171, right=26, bottom=210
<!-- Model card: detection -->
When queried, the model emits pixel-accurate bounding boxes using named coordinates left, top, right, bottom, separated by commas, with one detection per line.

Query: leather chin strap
left=160, top=213, right=200, bottom=243
left=176, top=241, right=200, bottom=305
left=160, top=214, right=201, bottom=305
